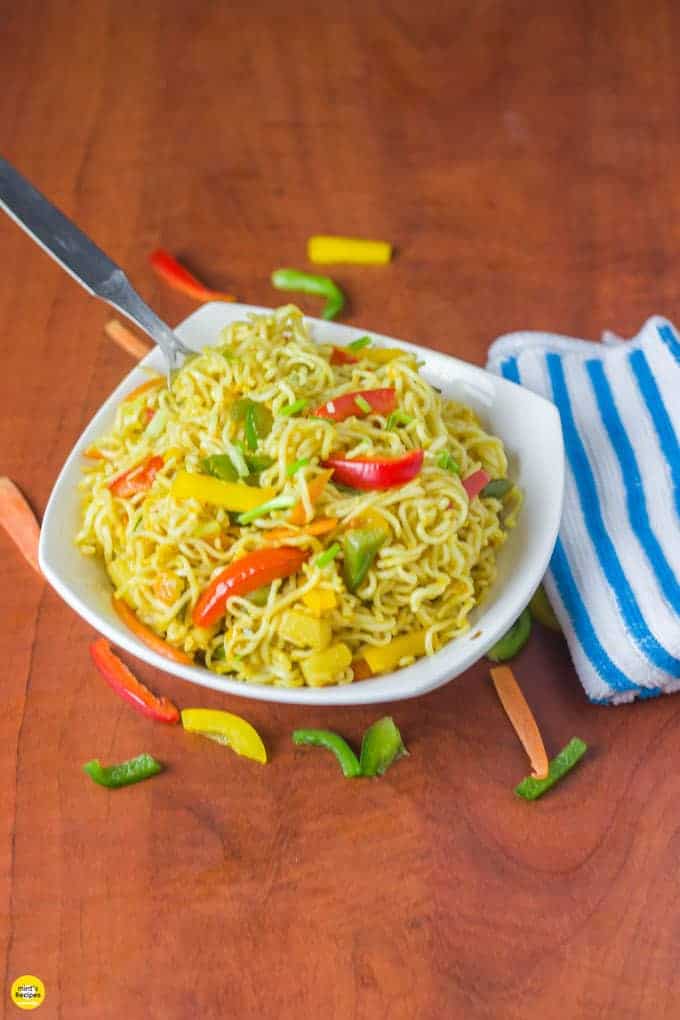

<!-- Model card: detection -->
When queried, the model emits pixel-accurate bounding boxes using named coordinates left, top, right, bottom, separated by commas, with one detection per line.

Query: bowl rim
left=39, top=302, right=564, bottom=705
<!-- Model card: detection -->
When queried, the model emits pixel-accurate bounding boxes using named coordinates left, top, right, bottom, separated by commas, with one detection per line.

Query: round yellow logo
left=10, top=976, right=44, bottom=1010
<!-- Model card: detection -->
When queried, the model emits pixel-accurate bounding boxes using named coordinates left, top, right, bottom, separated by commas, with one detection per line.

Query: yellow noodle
left=76, top=305, right=520, bottom=687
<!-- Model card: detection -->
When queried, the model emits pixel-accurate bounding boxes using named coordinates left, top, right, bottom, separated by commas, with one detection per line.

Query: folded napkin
left=487, top=316, right=680, bottom=704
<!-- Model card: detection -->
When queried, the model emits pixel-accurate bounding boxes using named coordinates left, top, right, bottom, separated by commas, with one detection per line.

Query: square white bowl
left=39, top=303, right=564, bottom=705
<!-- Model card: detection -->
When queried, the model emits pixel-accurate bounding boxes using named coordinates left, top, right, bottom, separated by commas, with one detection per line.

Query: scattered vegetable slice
left=237, top=493, right=297, bottom=525
left=192, top=547, right=309, bottom=626
left=314, top=387, right=396, bottom=422
left=108, top=455, right=164, bottom=498
left=386, top=410, right=414, bottom=431
left=487, top=608, right=532, bottom=662
left=89, top=638, right=180, bottom=723
left=359, top=631, right=427, bottom=674
left=348, top=335, right=372, bottom=351
left=286, top=457, right=311, bottom=477
left=317, top=542, right=341, bottom=568
left=360, top=717, right=407, bottom=776
left=201, top=454, right=238, bottom=483
left=343, top=529, right=386, bottom=591
left=307, top=235, right=392, bottom=266
left=292, top=729, right=361, bottom=777
left=271, top=267, right=345, bottom=320
left=150, top=249, right=235, bottom=303
left=321, top=449, right=423, bottom=491
left=330, top=346, right=358, bottom=366
left=181, top=708, right=267, bottom=764
left=490, top=665, right=549, bottom=779
left=83, top=753, right=163, bottom=789
left=112, top=597, right=192, bottom=665
left=515, top=738, right=588, bottom=800
left=122, top=376, right=164, bottom=403
left=0, top=476, right=41, bottom=575
left=437, top=450, right=460, bottom=474
left=529, top=584, right=562, bottom=632
left=289, top=469, right=334, bottom=525
left=462, top=469, right=491, bottom=501
left=481, top=477, right=513, bottom=499
left=279, top=398, right=309, bottom=417
left=171, top=471, right=276, bottom=511
left=265, top=517, right=338, bottom=544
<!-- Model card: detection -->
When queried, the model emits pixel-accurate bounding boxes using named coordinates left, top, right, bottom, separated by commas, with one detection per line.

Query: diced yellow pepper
left=359, top=631, right=428, bottom=675
left=181, top=708, right=267, bottom=764
left=307, top=235, right=392, bottom=265
left=363, top=348, right=413, bottom=365
left=279, top=610, right=331, bottom=651
left=302, top=588, right=338, bottom=616
left=301, top=642, right=352, bottom=686
left=171, top=470, right=276, bottom=511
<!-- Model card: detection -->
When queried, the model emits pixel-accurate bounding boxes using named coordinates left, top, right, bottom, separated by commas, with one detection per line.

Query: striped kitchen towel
left=487, top=315, right=680, bottom=704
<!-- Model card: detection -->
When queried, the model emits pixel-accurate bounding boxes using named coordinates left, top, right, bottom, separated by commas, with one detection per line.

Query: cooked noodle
left=76, top=305, right=520, bottom=687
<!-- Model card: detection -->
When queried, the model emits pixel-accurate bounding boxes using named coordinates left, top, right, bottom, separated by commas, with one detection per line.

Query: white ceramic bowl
left=39, top=303, right=564, bottom=705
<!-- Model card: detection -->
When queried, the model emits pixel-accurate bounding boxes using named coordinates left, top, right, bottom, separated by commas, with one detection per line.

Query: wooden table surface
left=2, top=2, right=679, bottom=1017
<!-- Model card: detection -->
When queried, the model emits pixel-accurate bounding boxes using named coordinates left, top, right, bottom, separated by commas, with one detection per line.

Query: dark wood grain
left=2, top=1, right=679, bottom=1017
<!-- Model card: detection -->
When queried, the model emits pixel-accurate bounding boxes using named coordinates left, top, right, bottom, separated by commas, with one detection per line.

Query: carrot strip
left=264, top=517, right=338, bottom=544
left=289, top=470, right=333, bottom=526
left=83, top=447, right=106, bottom=460
left=122, top=377, right=164, bottom=403
left=112, top=596, right=192, bottom=665
left=490, top=665, right=549, bottom=780
left=0, top=477, right=41, bottom=576
left=104, top=319, right=152, bottom=360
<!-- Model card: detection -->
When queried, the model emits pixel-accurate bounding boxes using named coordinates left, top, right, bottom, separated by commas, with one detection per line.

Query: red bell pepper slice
left=462, top=469, right=491, bottom=501
left=193, top=547, right=310, bottom=627
left=89, top=638, right=180, bottom=723
left=320, top=449, right=424, bottom=490
left=150, top=249, right=236, bottom=303
left=330, top=346, right=359, bottom=366
left=108, top=455, right=164, bottom=498
left=313, top=388, right=396, bottom=422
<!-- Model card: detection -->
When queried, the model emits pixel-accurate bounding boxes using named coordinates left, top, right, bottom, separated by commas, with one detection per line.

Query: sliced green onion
left=244, top=403, right=259, bottom=451
left=386, top=410, right=414, bottom=431
left=279, top=398, right=309, bottom=417
left=226, top=443, right=249, bottom=478
left=437, top=450, right=460, bottom=474
left=355, top=395, right=372, bottom=414
left=515, top=738, right=588, bottom=800
left=348, top=335, right=372, bottom=352
left=237, top=493, right=297, bottom=525
left=286, top=457, right=311, bottom=477
left=316, top=543, right=341, bottom=568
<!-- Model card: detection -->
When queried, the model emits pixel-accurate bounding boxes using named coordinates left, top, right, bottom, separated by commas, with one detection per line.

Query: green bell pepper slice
left=487, top=608, right=532, bottom=662
left=359, top=716, right=407, bottom=776
left=83, top=753, right=163, bottom=789
left=343, top=528, right=386, bottom=592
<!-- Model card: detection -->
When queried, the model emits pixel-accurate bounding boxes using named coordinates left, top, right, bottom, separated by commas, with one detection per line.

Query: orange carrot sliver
left=351, top=658, right=373, bottom=682
left=289, top=470, right=333, bottom=526
left=112, top=596, right=192, bottom=665
left=123, top=376, right=164, bottom=403
left=105, top=319, right=152, bottom=360
left=264, top=517, right=338, bottom=544
left=490, top=666, right=549, bottom=779
left=83, top=446, right=106, bottom=460
left=0, top=477, right=41, bottom=576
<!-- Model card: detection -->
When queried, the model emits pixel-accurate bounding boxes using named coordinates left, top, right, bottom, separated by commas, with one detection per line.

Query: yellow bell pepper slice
left=363, top=348, right=414, bottom=366
left=279, top=610, right=331, bottom=650
left=300, top=642, right=352, bottom=686
left=359, top=631, right=428, bottom=675
left=181, top=708, right=267, bottom=764
left=171, top=470, right=276, bottom=512
left=307, top=235, right=392, bottom=265
left=302, top=588, right=337, bottom=616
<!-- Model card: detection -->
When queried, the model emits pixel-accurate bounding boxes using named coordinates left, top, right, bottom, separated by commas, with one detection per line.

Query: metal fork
left=0, top=156, right=190, bottom=377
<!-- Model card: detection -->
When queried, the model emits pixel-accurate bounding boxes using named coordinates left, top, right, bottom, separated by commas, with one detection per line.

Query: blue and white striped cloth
left=487, top=316, right=680, bottom=704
